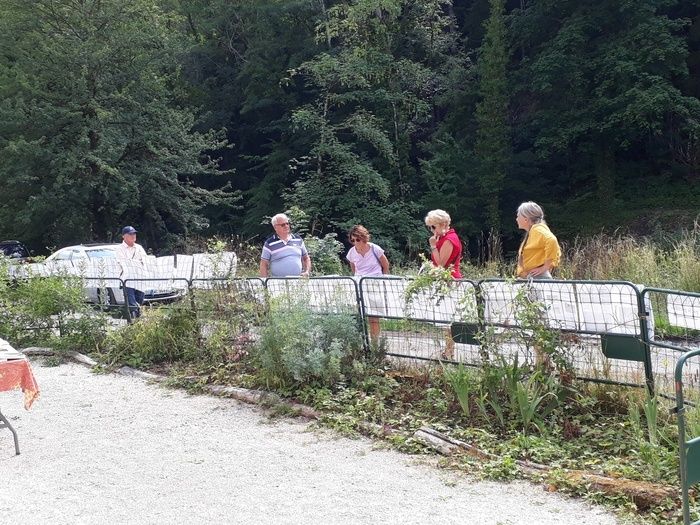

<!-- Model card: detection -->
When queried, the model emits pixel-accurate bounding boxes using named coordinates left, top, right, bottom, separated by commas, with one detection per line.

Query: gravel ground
left=0, top=360, right=621, bottom=525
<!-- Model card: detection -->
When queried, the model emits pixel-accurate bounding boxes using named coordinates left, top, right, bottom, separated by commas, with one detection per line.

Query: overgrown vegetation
left=254, top=296, right=365, bottom=388
left=5, top=245, right=700, bottom=524
left=0, top=259, right=108, bottom=353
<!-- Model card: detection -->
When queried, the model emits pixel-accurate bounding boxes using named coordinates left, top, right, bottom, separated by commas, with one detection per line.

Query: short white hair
left=271, top=213, right=289, bottom=226
left=424, top=209, right=451, bottom=227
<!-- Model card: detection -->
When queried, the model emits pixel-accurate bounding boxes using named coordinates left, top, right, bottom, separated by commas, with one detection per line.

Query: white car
left=39, top=244, right=185, bottom=306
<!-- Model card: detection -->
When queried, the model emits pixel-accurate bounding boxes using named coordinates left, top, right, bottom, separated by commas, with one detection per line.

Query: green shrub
left=0, top=274, right=104, bottom=348
left=303, top=233, right=344, bottom=275
left=254, top=297, right=364, bottom=388
left=103, top=308, right=199, bottom=368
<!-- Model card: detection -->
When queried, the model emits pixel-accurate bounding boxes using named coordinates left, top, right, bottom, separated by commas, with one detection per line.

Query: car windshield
left=86, top=249, right=116, bottom=259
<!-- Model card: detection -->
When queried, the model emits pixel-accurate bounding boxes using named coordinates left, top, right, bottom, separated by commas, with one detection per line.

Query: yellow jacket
left=517, top=223, right=561, bottom=277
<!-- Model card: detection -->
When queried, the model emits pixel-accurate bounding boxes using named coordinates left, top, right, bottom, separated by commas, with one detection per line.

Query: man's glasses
left=276, top=222, right=290, bottom=227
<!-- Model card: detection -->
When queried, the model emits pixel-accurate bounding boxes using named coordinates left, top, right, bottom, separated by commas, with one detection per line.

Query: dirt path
left=0, top=360, right=621, bottom=524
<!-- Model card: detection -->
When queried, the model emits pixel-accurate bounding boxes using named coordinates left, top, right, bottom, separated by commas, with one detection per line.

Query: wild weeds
left=559, top=223, right=700, bottom=290
left=443, top=363, right=477, bottom=417
left=102, top=308, right=199, bottom=368
left=672, top=226, right=700, bottom=292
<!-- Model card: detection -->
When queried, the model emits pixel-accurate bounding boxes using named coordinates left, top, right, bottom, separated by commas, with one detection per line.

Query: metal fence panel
left=265, top=277, right=360, bottom=315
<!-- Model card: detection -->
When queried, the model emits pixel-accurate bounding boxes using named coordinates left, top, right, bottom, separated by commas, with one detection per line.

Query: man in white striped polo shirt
left=259, top=213, right=312, bottom=277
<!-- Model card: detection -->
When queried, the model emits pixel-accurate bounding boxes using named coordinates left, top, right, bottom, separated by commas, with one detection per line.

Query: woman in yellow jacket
left=516, top=201, right=561, bottom=279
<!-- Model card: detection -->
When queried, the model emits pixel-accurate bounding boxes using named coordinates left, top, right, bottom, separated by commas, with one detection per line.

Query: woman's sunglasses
left=428, top=225, right=437, bottom=231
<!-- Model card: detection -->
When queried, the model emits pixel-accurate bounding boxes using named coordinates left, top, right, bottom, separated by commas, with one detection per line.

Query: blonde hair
left=517, top=202, right=545, bottom=224
left=424, top=209, right=451, bottom=227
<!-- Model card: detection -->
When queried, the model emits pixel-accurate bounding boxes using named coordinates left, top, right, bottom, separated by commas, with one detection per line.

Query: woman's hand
left=428, top=235, right=438, bottom=249
left=527, top=262, right=551, bottom=277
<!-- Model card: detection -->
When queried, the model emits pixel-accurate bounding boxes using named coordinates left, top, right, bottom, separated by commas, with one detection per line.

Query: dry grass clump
left=560, top=233, right=667, bottom=286
left=558, top=222, right=700, bottom=290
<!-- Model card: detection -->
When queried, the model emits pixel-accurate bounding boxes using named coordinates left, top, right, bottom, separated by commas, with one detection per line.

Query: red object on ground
left=0, top=359, right=40, bottom=410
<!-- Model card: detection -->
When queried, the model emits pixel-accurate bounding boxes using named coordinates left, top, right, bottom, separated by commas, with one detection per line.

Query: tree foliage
left=0, top=0, right=698, bottom=260
left=0, top=0, right=237, bottom=252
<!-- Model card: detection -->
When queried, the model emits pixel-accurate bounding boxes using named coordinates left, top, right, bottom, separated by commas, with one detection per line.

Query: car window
left=86, top=249, right=116, bottom=259
left=52, top=249, right=73, bottom=261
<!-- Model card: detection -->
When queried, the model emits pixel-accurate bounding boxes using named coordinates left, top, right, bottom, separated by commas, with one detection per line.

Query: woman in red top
left=425, top=209, right=462, bottom=278
left=424, top=209, right=462, bottom=360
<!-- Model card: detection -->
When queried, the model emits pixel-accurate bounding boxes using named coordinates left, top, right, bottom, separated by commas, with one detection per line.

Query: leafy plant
left=102, top=308, right=199, bottom=368
left=254, top=296, right=364, bottom=388
left=303, top=233, right=345, bottom=276
left=443, top=363, right=477, bottom=418
left=513, top=371, right=557, bottom=436
left=404, top=255, right=455, bottom=312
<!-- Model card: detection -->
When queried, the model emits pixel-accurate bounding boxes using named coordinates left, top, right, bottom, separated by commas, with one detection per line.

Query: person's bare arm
left=259, top=259, right=269, bottom=277
left=379, top=254, right=390, bottom=274
left=301, top=255, right=311, bottom=276
left=432, top=242, right=454, bottom=268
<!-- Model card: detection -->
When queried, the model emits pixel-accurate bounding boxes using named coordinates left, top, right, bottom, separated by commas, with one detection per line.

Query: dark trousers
left=125, top=287, right=145, bottom=319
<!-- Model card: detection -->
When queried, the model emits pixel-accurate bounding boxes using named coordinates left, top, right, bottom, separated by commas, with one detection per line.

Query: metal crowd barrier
left=675, top=349, right=700, bottom=525
left=357, top=277, right=656, bottom=391
left=7, top=274, right=700, bottom=393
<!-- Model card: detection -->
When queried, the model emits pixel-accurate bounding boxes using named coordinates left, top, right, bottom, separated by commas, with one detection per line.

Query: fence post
left=637, top=288, right=655, bottom=395
left=675, top=349, right=700, bottom=525
left=473, top=280, right=488, bottom=361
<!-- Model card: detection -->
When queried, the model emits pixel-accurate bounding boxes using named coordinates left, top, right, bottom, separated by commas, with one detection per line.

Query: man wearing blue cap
left=116, top=226, right=148, bottom=318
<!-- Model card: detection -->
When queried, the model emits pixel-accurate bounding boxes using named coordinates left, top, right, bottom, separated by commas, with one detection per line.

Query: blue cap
left=121, top=226, right=137, bottom=235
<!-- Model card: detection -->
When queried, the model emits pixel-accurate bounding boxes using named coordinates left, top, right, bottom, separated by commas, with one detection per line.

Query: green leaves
left=0, top=0, right=237, bottom=251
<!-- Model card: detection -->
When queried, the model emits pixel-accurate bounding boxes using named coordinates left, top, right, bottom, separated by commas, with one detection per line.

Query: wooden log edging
left=413, top=426, right=677, bottom=510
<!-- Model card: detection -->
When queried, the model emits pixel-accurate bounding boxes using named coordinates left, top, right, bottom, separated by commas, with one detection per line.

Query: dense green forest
left=0, top=0, right=698, bottom=261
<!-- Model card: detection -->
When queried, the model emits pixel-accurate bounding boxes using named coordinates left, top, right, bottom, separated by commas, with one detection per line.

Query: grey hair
left=517, top=202, right=545, bottom=224
left=424, top=209, right=451, bottom=227
left=271, top=213, right=289, bottom=226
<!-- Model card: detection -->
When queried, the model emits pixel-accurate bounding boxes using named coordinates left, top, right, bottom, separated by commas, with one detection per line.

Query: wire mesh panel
left=122, top=278, right=190, bottom=305
left=359, top=277, right=477, bottom=322
left=151, top=255, right=193, bottom=291
left=673, top=349, right=700, bottom=525
left=642, top=288, right=700, bottom=394
left=574, top=282, right=646, bottom=336
left=476, top=279, right=651, bottom=386
left=667, top=293, right=700, bottom=331
left=82, top=276, right=129, bottom=317
left=190, top=277, right=266, bottom=303
left=358, top=277, right=479, bottom=365
left=265, top=277, right=360, bottom=315
left=191, top=252, right=238, bottom=281
left=189, top=277, right=266, bottom=323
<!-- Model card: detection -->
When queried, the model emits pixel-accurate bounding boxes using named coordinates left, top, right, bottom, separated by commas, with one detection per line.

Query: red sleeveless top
left=432, top=228, right=462, bottom=279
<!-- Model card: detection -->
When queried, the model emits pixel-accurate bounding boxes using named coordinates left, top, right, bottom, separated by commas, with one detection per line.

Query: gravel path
left=0, top=360, right=621, bottom=525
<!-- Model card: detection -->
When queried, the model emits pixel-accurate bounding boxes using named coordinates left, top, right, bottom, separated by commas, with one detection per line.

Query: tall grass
left=520, top=223, right=700, bottom=290
left=560, top=233, right=668, bottom=286
left=672, top=224, right=700, bottom=292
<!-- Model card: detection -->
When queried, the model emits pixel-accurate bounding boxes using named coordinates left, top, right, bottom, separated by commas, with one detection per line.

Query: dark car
left=0, top=240, right=30, bottom=262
